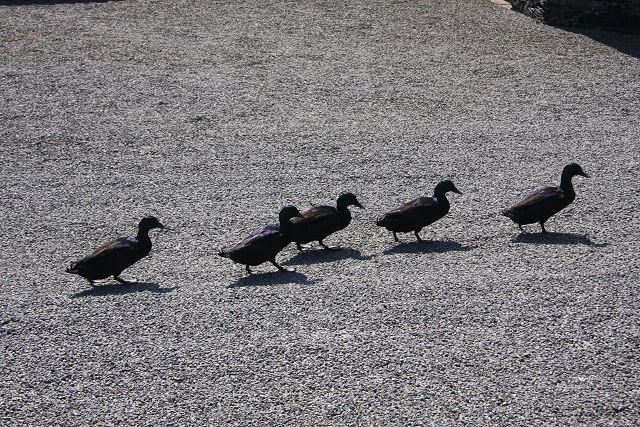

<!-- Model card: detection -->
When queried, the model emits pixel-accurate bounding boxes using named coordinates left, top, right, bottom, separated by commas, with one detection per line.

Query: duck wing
left=292, top=206, right=338, bottom=223
left=383, top=197, right=436, bottom=217
left=229, top=224, right=281, bottom=252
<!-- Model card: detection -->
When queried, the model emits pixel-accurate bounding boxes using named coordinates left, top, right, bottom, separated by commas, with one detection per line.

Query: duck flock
left=66, top=163, right=589, bottom=286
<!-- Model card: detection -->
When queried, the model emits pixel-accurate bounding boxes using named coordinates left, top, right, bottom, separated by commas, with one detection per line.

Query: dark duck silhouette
left=502, top=163, right=589, bottom=233
left=219, top=205, right=302, bottom=274
left=290, top=192, right=363, bottom=250
left=376, top=180, right=462, bottom=242
left=66, top=216, right=165, bottom=286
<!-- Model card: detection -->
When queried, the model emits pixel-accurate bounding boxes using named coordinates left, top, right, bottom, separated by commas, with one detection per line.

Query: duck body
left=219, top=205, right=302, bottom=273
left=290, top=206, right=349, bottom=245
left=66, top=216, right=164, bottom=286
left=502, top=163, right=589, bottom=232
left=502, top=187, right=574, bottom=227
left=376, top=180, right=461, bottom=242
left=290, top=192, right=363, bottom=250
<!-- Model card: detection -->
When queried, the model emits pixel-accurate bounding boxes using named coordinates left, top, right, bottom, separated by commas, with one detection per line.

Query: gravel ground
left=1, top=0, right=639, bottom=424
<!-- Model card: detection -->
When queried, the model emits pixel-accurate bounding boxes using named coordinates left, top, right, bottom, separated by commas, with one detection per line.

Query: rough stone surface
left=509, top=0, right=640, bottom=33
left=1, top=0, right=640, bottom=424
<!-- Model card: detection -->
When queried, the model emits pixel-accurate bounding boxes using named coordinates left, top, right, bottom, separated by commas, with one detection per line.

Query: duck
left=66, top=216, right=165, bottom=286
left=219, top=205, right=302, bottom=274
left=376, top=180, right=462, bottom=242
left=290, top=192, right=363, bottom=250
left=502, top=163, right=589, bottom=233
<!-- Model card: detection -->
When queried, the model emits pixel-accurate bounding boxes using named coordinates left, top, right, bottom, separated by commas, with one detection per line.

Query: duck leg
left=114, top=275, right=130, bottom=285
left=392, top=231, right=399, bottom=242
left=270, top=260, right=292, bottom=273
left=296, top=242, right=303, bottom=251
left=540, top=222, right=547, bottom=233
left=245, top=265, right=252, bottom=274
left=518, top=224, right=523, bottom=231
left=414, top=231, right=423, bottom=242
left=87, top=279, right=96, bottom=287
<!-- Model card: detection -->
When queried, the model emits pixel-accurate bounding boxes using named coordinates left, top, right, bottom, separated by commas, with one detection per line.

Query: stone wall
left=508, top=0, right=640, bottom=33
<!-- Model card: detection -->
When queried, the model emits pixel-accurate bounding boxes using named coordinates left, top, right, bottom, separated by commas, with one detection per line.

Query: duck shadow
left=283, top=247, right=374, bottom=266
left=227, top=271, right=319, bottom=288
left=512, top=232, right=607, bottom=247
left=554, top=25, right=640, bottom=59
left=71, top=281, right=179, bottom=298
left=383, top=240, right=477, bottom=255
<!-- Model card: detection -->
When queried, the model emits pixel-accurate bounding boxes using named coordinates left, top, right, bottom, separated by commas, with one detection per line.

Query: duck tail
left=66, top=263, right=79, bottom=274
left=375, top=217, right=387, bottom=227
left=218, top=250, right=230, bottom=259
left=501, top=209, right=514, bottom=218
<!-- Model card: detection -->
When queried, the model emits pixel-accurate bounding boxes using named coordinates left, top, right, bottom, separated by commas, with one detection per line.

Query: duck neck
left=433, top=190, right=450, bottom=205
left=336, top=202, right=353, bottom=226
left=560, top=171, right=576, bottom=196
left=280, top=219, right=293, bottom=235
left=136, top=227, right=152, bottom=249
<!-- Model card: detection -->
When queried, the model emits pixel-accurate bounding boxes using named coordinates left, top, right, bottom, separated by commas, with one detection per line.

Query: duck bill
left=355, top=201, right=364, bottom=209
left=453, top=187, right=462, bottom=195
left=581, top=172, right=590, bottom=178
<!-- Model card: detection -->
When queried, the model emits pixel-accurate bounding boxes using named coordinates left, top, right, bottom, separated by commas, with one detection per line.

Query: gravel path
left=1, top=0, right=639, bottom=424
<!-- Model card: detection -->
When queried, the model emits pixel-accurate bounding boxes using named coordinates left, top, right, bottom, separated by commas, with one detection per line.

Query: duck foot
left=414, top=231, right=423, bottom=242
left=392, top=232, right=399, bottom=242
left=245, top=265, right=252, bottom=274
left=114, top=276, right=131, bottom=285
left=319, top=240, right=340, bottom=250
left=271, top=260, right=294, bottom=273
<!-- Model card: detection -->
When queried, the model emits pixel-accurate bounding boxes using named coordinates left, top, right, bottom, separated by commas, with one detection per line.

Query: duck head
left=563, top=163, right=590, bottom=179
left=337, top=192, right=364, bottom=210
left=434, top=180, right=462, bottom=197
left=139, top=216, right=165, bottom=232
left=279, top=205, right=303, bottom=224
